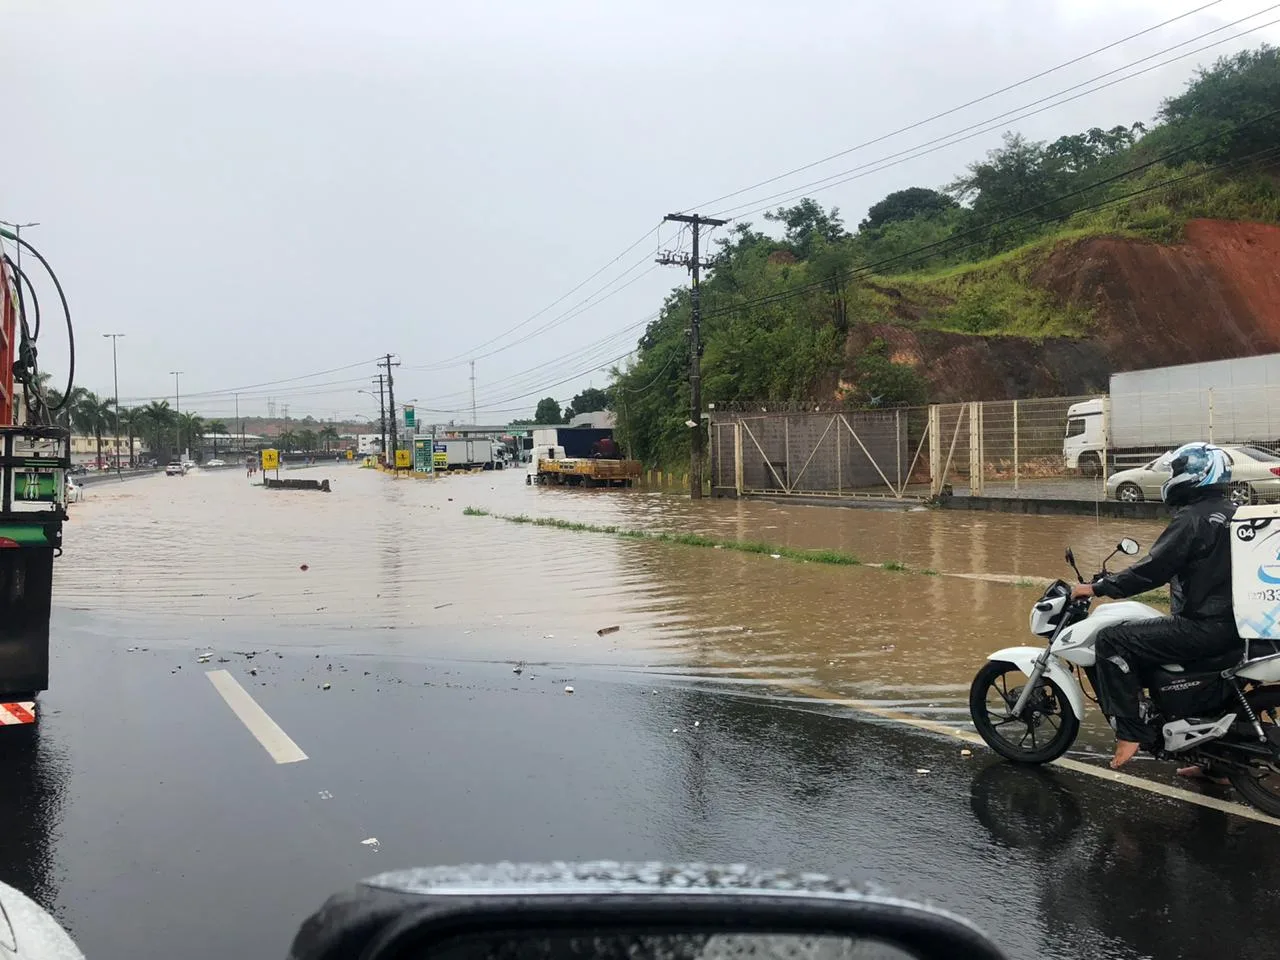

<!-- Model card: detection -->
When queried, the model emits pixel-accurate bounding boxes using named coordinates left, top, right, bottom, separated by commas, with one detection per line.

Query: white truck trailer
left=1065, top=353, right=1280, bottom=475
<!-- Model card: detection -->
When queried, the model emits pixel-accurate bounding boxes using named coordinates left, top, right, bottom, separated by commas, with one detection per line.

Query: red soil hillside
left=845, top=219, right=1280, bottom=402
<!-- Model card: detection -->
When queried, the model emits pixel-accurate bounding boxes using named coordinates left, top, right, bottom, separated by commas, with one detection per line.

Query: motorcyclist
left=1070, top=442, right=1242, bottom=770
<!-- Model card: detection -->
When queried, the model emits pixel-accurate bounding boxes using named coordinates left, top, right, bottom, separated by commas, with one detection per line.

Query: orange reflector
left=0, top=702, right=36, bottom=725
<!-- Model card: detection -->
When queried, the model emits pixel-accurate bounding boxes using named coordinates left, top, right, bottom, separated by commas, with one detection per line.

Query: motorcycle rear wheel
left=970, top=660, right=1080, bottom=764
left=1227, top=687, right=1280, bottom=818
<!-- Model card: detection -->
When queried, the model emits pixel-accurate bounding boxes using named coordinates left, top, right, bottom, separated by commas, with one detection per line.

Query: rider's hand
left=1071, top=584, right=1096, bottom=601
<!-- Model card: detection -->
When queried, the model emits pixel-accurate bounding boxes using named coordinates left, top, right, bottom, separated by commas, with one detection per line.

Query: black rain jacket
left=1094, top=486, right=1235, bottom=620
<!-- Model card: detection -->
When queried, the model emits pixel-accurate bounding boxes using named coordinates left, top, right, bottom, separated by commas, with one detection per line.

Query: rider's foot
left=1110, top=740, right=1141, bottom=769
left=1177, top=765, right=1231, bottom=786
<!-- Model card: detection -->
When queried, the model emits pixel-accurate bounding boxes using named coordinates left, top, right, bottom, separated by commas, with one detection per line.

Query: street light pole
left=170, top=370, right=183, bottom=459
left=103, top=334, right=125, bottom=475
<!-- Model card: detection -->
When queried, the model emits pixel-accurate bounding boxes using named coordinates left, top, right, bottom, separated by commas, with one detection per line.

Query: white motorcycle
left=970, top=538, right=1280, bottom=817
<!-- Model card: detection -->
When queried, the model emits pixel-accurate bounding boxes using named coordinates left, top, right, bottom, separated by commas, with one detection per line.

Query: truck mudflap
left=0, top=545, right=55, bottom=697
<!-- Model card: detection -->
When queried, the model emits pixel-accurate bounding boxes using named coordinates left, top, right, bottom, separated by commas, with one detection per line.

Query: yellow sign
left=434, top=452, right=448, bottom=469
left=395, top=448, right=412, bottom=469
left=261, top=448, right=279, bottom=471
left=346, top=450, right=354, bottom=460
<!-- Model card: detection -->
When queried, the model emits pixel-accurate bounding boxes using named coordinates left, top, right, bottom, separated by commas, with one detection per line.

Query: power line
left=411, top=223, right=661, bottom=370
left=712, top=6, right=1280, bottom=221
left=700, top=130, right=1280, bottom=323
left=689, top=0, right=1228, bottom=212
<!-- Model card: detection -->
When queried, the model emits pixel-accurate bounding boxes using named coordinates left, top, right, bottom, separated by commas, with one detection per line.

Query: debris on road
left=318, top=790, right=332, bottom=800
left=770, top=554, right=781, bottom=559
left=564, top=685, right=575, bottom=694
left=694, top=721, right=700, bottom=727
left=322, top=682, right=332, bottom=690
left=596, top=625, right=620, bottom=636
left=249, top=667, right=258, bottom=676
left=360, top=837, right=380, bottom=850
left=915, top=768, right=930, bottom=775
left=299, top=563, right=309, bottom=571
left=434, top=602, right=453, bottom=609
left=960, top=749, right=972, bottom=757
left=513, top=661, right=526, bottom=675
left=196, top=654, right=211, bottom=664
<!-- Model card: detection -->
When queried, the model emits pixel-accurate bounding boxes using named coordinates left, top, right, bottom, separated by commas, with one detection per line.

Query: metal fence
left=709, top=387, right=1280, bottom=506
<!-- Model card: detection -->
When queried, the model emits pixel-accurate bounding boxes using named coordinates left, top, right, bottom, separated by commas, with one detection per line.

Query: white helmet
left=1161, top=442, right=1231, bottom=505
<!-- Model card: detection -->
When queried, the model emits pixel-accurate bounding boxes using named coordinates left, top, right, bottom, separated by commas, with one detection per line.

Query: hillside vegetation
left=608, top=46, right=1280, bottom=468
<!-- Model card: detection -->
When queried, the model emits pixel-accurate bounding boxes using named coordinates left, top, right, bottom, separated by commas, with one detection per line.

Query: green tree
left=140, top=401, right=176, bottom=458
left=117, top=406, right=141, bottom=466
left=764, top=198, right=849, bottom=259
left=278, top=429, right=299, bottom=451
left=296, top=428, right=318, bottom=452
left=318, top=425, right=340, bottom=452
left=178, top=412, right=204, bottom=456
left=207, top=420, right=228, bottom=458
left=859, top=187, right=958, bottom=231
left=565, top=387, right=610, bottom=419
left=1146, top=45, right=1280, bottom=163
left=534, top=397, right=563, bottom=424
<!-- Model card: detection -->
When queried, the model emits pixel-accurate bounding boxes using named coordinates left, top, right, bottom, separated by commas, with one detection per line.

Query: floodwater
left=58, top=465, right=1165, bottom=732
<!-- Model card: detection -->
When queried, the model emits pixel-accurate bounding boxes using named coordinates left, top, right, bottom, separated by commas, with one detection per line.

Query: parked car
left=205, top=458, right=226, bottom=468
left=1106, top=444, right=1280, bottom=505
left=165, top=461, right=186, bottom=476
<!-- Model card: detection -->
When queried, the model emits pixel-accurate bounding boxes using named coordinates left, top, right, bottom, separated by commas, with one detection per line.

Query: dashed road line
left=206, top=669, right=308, bottom=764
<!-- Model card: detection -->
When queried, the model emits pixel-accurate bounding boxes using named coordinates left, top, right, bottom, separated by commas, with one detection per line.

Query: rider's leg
left=1094, top=617, right=1240, bottom=768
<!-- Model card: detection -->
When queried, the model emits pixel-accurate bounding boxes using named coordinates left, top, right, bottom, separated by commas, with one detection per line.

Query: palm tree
left=207, top=420, right=228, bottom=458
left=141, top=401, right=176, bottom=459
left=318, top=425, right=340, bottom=452
left=278, top=429, right=299, bottom=452
left=296, top=428, right=318, bottom=453
left=178, top=412, right=204, bottom=458
left=118, top=406, right=141, bottom=466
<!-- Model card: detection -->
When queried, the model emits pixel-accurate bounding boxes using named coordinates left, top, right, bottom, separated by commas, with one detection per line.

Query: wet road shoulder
left=3, top=614, right=1280, bottom=960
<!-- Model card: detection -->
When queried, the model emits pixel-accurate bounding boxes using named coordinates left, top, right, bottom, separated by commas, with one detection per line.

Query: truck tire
left=1077, top=452, right=1102, bottom=478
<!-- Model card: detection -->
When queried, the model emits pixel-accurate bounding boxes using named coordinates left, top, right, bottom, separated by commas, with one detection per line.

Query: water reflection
left=0, top=726, right=69, bottom=919
left=967, top=761, right=1279, bottom=959
left=57, top=468, right=1157, bottom=734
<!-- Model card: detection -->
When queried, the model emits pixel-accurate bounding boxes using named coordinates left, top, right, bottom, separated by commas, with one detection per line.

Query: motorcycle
left=969, top=537, right=1280, bottom=818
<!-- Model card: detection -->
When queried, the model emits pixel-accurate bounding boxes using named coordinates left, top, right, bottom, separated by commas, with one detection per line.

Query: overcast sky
left=5, top=0, right=1278, bottom=424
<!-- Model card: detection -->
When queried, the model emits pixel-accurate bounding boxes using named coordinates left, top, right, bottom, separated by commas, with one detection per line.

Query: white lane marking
left=206, top=670, right=308, bottom=764
left=766, top=686, right=1280, bottom=827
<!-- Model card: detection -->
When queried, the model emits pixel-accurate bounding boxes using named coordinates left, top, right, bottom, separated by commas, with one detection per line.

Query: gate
left=709, top=405, right=930, bottom=500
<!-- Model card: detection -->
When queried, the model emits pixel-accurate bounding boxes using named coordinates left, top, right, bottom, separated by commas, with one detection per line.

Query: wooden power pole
left=658, top=212, right=726, bottom=499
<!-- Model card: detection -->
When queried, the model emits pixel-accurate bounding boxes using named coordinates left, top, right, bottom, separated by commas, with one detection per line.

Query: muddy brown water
left=57, top=465, right=1165, bottom=741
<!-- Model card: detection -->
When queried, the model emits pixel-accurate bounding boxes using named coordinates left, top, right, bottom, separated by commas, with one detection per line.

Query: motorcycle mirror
left=1119, top=538, right=1140, bottom=556
left=290, top=864, right=1007, bottom=960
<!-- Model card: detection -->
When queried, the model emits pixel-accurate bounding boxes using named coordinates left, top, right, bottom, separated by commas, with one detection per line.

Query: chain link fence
left=709, top=387, right=1280, bottom=506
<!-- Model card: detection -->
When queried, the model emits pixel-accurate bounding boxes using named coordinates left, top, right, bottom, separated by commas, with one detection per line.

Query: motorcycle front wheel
left=970, top=660, right=1080, bottom=764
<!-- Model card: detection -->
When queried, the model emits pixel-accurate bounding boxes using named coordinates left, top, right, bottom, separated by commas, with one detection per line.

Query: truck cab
left=1064, top=397, right=1105, bottom=476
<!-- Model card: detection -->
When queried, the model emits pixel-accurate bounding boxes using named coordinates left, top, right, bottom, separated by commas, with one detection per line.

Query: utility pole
left=470, top=360, right=477, bottom=427
left=169, top=370, right=183, bottom=459
left=103, top=333, right=125, bottom=474
left=658, top=212, right=726, bottom=500
left=373, top=374, right=387, bottom=457
left=379, top=354, right=401, bottom=465
left=235, top=392, right=242, bottom=454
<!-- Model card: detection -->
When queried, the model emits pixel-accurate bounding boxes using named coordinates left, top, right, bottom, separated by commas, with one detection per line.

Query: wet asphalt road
left=4, top=612, right=1280, bottom=959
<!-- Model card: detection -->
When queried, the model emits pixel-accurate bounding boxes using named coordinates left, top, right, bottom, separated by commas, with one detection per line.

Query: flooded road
left=58, top=465, right=1163, bottom=742
left=4, top=465, right=1272, bottom=959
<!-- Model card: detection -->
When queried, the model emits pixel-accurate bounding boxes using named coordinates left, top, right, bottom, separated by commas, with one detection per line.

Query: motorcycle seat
left=1160, top=647, right=1247, bottom=674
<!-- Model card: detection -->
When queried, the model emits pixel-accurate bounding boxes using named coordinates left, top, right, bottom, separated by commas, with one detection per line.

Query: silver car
left=1107, top=444, right=1280, bottom=505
